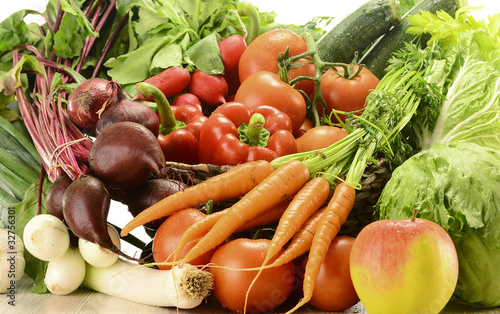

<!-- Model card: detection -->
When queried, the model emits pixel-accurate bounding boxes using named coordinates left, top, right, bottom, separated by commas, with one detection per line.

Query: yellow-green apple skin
left=349, top=216, right=459, bottom=314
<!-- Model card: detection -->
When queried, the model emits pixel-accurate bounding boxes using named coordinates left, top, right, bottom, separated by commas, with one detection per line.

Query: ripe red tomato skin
left=152, top=208, right=216, bottom=270
left=238, top=29, right=307, bottom=83
left=319, top=66, right=379, bottom=123
left=234, top=71, right=306, bottom=134
left=308, top=236, right=360, bottom=312
left=209, top=238, right=295, bottom=313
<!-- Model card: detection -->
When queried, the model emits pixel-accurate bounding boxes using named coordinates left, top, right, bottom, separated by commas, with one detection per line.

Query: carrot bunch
left=122, top=155, right=358, bottom=313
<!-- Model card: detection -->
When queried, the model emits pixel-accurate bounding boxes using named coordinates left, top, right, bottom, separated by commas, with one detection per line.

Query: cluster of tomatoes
left=142, top=28, right=380, bottom=168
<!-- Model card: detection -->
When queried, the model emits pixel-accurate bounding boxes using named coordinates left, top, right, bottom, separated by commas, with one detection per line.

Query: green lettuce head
left=376, top=142, right=500, bottom=307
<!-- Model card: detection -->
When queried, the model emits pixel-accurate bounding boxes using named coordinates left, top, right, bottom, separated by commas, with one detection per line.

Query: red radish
left=218, top=34, right=247, bottom=72
left=188, top=71, right=228, bottom=106
left=89, top=121, right=168, bottom=190
left=95, top=97, right=160, bottom=137
left=137, top=67, right=190, bottom=102
left=62, top=175, right=136, bottom=260
left=172, top=93, right=203, bottom=111
left=67, top=78, right=121, bottom=134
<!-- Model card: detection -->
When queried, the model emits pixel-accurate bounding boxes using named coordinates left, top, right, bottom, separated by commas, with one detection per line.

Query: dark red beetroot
left=126, top=178, right=189, bottom=237
left=67, top=78, right=121, bottom=134
left=62, top=175, right=135, bottom=260
left=46, top=175, right=73, bottom=221
left=95, top=97, right=160, bottom=137
left=188, top=70, right=228, bottom=106
left=89, top=121, right=167, bottom=191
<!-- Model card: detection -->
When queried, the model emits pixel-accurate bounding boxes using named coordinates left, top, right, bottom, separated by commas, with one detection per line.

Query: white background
left=2, top=0, right=500, bottom=256
left=3, top=1, right=500, bottom=25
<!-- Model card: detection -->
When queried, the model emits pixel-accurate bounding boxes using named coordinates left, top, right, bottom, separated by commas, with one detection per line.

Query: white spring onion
left=83, top=259, right=214, bottom=309
left=44, top=247, right=86, bottom=295
left=22, top=214, right=70, bottom=262
left=0, top=228, right=25, bottom=293
left=79, top=224, right=120, bottom=268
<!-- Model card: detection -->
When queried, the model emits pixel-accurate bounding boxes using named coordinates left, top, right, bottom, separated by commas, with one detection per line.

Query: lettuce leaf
left=405, top=10, right=500, bottom=151
left=376, top=142, right=500, bottom=307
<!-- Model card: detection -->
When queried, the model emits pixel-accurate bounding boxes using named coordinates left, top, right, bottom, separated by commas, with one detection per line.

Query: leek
left=83, top=260, right=214, bottom=309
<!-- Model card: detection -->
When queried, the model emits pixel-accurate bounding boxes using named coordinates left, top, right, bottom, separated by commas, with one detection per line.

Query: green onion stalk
left=271, top=36, right=444, bottom=188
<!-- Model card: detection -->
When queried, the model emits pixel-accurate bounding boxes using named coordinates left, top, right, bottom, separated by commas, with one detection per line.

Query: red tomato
left=234, top=71, right=306, bottom=134
left=152, top=208, right=216, bottom=270
left=294, top=118, right=314, bottom=138
left=319, top=65, right=379, bottom=123
left=209, top=238, right=295, bottom=313
left=296, top=125, right=349, bottom=153
left=307, top=236, right=360, bottom=311
left=238, top=29, right=307, bottom=83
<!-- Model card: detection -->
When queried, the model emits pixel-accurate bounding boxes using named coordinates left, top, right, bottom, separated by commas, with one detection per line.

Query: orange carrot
left=179, top=160, right=310, bottom=264
left=171, top=198, right=292, bottom=262
left=286, top=182, right=356, bottom=313
left=244, top=177, right=330, bottom=312
left=270, top=206, right=326, bottom=268
left=120, top=160, right=274, bottom=236
left=234, top=197, right=292, bottom=233
left=262, top=177, right=330, bottom=264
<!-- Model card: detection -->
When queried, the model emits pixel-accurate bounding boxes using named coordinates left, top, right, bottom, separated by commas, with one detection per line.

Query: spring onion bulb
left=83, top=259, right=214, bottom=309
left=22, top=214, right=70, bottom=261
left=44, top=247, right=86, bottom=295
left=79, top=224, right=120, bottom=268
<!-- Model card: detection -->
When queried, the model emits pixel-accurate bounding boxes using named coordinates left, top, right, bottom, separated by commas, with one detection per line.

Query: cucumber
left=360, top=0, right=467, bottom=78
left=316, top=0, right=401, bottom=64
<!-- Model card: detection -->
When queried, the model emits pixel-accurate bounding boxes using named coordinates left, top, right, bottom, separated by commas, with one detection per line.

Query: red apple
left=349, top=210, right=459, bottom=314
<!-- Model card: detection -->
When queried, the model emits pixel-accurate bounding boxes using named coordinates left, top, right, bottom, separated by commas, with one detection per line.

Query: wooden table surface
left=3, top=276, right=500, bottom=314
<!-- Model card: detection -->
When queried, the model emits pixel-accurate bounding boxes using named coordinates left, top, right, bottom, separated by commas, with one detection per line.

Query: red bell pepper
left=198, top=102, right=297, bottom=165
left=136, top=82, right=207, bottom=165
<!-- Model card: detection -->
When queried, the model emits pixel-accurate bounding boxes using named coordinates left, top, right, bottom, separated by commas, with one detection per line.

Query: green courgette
left=360, top=0, right=467, bottom=78
left=316, top=0, right=401, bottom=64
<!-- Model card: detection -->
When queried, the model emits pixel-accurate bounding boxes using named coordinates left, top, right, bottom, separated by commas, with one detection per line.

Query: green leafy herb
left=104, top=0, right=246, bottom=87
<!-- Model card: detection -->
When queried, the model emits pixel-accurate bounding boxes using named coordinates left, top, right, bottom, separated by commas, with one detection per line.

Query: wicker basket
left=165, top=159, right=392, bottom=237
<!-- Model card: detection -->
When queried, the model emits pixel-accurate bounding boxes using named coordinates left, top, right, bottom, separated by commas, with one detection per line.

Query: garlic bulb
left=0, top=228, right=26, bottom=293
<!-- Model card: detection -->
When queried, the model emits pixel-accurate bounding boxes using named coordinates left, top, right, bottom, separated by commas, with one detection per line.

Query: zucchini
left=316, top=0, right=401, bottom=64
left=360, top=0, right=467, bottom=78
